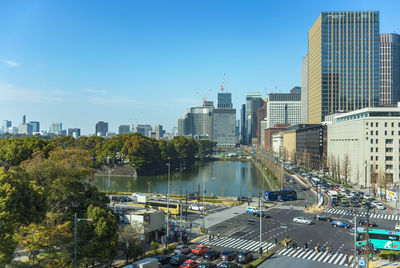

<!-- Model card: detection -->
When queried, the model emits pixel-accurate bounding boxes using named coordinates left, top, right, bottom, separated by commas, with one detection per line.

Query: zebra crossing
left=277, top=247, right=356, bottom=267
left=274, top=205, right=400, bottom=221
left=196, top=236, right=275, bottom=253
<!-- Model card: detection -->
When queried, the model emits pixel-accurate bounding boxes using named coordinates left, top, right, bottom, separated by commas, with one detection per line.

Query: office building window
left=392, top=122, right=394, bottom=127
left=376, top=131, right=378, bottom=135
left=371, top=156, right=373, bottom=161
left=392, top=131, right=394, bottom=135
left=370, top=130, right=373, bottom=135
left=386, top=139, right=393, bottom=144
left=386, top=156, right=393, bottom=161
left=385, top=131, right=387, bottom=135
left=376, top=165, right=379, bottom=169
left=376, top=156, right=378, bottom=161
left=376, top=123, right=378, bottom=127
left=385, top=122, right=387, bottom=127
left=371, top=139, right=373, bottom=144
left=376, top=148, right=378, bottom=152
left=386, top=147, right=393, bottom=153
left=376, top=139, right=378, bottom=144
left=386, top=165, right=393, bottom=170
left=370, top=147, right=373, bottom=152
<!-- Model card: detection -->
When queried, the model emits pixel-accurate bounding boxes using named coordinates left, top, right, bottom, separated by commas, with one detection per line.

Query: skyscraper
left=2, top=120, right=11, bottom=134
left=245, top=92, right=263, bottom=145
left=50, top=122, right=63, bottom=135
left=118, top=125, right=131, bottom=135
left=308, top=11, right=380, bottom=123
left=380, top=33, right=400, bottom=105
left=301, top=54, right=309, bottom=123
left=95, top=121, right=108, bottom=137
left=213, top=93, right=236, bottom=147
left=22, top=114, right=26, bottom=124
left=29, top=121, right=40, bottom=132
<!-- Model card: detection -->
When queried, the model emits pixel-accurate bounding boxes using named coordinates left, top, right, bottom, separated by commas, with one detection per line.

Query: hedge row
left=379, top=250, right=399, bottom=260
left=144, top=243, right=178, bottom=257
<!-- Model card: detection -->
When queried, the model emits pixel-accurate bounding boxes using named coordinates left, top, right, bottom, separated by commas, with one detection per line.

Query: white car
left=371, top=200, right=379, bottom=206
left=293, top=216, right=313, bottom=225
left=375, top=203, right=385, bottom=210
left=189, top=204, right=204, bottom=211
left=395, top=222, right=400, bottom=231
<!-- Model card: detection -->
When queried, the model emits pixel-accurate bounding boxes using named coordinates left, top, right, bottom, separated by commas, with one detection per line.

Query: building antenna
left=220, top=73, right=226, bottom=92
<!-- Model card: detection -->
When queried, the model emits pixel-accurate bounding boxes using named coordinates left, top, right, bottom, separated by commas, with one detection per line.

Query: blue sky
left=1, top=0, right=399, bottom=135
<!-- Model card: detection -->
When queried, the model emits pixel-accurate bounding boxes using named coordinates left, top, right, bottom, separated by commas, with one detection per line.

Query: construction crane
left=220, top=73, right=230, bottom=92
left=196, top=90, right=211, bottom=105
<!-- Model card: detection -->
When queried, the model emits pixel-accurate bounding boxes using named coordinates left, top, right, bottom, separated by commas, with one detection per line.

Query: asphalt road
left=259, top=254, right=345, bottom=268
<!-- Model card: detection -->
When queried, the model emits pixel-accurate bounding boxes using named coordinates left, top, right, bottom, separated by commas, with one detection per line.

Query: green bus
left=356, top=228, right=400, bottom=251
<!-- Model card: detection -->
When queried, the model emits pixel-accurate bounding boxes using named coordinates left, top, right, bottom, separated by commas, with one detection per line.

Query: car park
left=174, top=245, right=191, bottom=255
left=332, top=220, right=351, bottom=229
left=314, top=214, right=332, bottom=221
left=293, top=216, right=313, bottom=225
left=220, top=250, right=238, bottom=261
left=218, top=261, right=238, bottom=268
left=204, top=249, right=220, bottom=261
left=359, top=219, right=377, bottom=227
left=245, top=207, right=259, bottom=214
left=170, top=255, right=189, bottom=266
left=198, top=262, right=217, bottom=268
left=192, top=245, right=210, bottom=255
left=180, top=260, right=199, bottom=268
left=236, top=251, right=253, bottom=264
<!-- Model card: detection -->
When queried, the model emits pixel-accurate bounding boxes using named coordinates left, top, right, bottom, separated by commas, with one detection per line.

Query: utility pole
left=354, top=215, right=357, bottom=266
left=166, top=161, right=171, bottom=248
left=259, top=185, right=263, bottom=255
left=202, top=176, right=206, bottom=232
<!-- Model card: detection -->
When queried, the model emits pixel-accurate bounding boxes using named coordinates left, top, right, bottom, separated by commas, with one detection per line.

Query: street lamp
left=74, top=213, right=93, bottom=268
left=202, top=176, right=206, bottom=232
left=166, top=161, right=171, bottom=248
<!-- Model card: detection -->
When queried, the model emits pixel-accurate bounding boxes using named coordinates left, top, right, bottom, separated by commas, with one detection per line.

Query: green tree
left=80, top=205, right=118, bottom=266
left=0, top=213, right=17, bottom=266
left=196, top=140, right=216, bottom=157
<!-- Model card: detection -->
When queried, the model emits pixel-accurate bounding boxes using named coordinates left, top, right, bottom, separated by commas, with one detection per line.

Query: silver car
left=293, top=216, right=313, bottom=225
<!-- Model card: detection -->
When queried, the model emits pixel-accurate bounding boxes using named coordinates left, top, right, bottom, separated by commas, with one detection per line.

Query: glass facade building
left=309, top=11, right=380, bottom=123
left=380, top=33, right=400, bottom=105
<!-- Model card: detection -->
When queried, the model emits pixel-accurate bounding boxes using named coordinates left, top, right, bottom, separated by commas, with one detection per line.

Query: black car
left=198, top=262, right=217, bottom=268
left=236, top=251, right=253, bottom=264
left=341, top=201, right=350, bottom=207
left=169, top=254, right=188, bottom=266
left=220, top=250, right=238, bottom=261
left=204, top=249, right=220, bottom=261
left=238, top=196, right=252, bottom=202
left=359, top=219, right=377, bottom=227
left=351, top=202, right=361, bottom=207
left=253, top=211, right=270, bottom=218
left=155, top=255, right=171, bottom=265
left=331, top=200, right=338, bottom=207
left=314, top=214, right=332, bottom=221
left=218, top=261, right=238, bottom=268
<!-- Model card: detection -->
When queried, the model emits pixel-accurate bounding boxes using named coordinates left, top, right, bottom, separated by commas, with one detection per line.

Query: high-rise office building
left=136, top=124, right=152, bottom=137
left=380, top=33, right=400, bottom=105
left=213, top=93, right=236, bottom=147
left=118, top=125, right=131, bottom=135
left=245, top=92, right=263, bottom=145
left=177, top=102, right=214, bottom=139
left=22, top=114, right=26, bottom=124
left=290, top=87, right=301, bottom=95
left=264, top=93, right=302, bottom=129
left=29, top=121, right=40, bottom=132
left=68, top=128, right=81, bottom=138
left=301, top=54, right=309, bottom=123
left=18, top=123, right=33, bottom=135
left=95, top=121, right=108, bottom=137
left=308, top=11, right=380, bottom=123
left=50, top=122, right=63, bottom=134
left=2, top=120, right=11, bottom=134
left=154, top=124, right=165, bottom=139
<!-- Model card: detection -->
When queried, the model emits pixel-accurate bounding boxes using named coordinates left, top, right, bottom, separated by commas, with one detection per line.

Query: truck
left=124, top=258, right=158, bottom=268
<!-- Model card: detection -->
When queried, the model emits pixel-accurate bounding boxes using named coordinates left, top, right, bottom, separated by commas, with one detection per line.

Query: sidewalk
left=369, top=258, right=400, bottom=267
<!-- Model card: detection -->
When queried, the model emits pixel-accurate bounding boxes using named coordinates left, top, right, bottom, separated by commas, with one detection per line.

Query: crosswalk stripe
left=278, top=248, right=290, bottom=255
left=302, top=249, right=315, bottom=259
left=295, top=250, right=308, bottom=258
left=224, top=238, right=244, bottom=248
left=348, top=255, right=354, bottom=265
left=281, top=248, right=295, bottom=256
left=316, top=251, right=328, bottom=262
left=234, top=239, right=251, bottom=249
left=338, top=254, right=348, bottom=266
left=327, top=253, right=339, bottom=264
left=215, top=238, right=234, bottom=247
left=311, top=251, right=323, bottom=261
left=333, top=253, right=344, bottom=265
left=291, top=249, right=303, bottom=258
left=245, top=241, right=260, bottom=251
left=322, top=252, right=333, bottom=262
left=306, top=251, right=318, bottom=260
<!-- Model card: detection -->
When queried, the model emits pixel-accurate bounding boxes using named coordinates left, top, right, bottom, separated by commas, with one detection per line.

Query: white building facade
left=327, top=105, right=400, bottom=187
left=265, top=93, right=301, bottom=129
left=272, top=133, right=284, bottom=158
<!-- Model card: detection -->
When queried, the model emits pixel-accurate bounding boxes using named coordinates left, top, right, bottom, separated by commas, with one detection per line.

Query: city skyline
left=0, top=1, right=399, bottom=134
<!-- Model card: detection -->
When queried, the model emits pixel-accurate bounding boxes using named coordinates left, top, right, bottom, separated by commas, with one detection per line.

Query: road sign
left=359, top=257, right=365, bottom=267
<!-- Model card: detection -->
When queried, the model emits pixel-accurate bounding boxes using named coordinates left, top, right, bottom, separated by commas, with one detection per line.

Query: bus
left=146, top=201, right=181, bottom=215
left=356, top=228, right=400, bottom=251
left=264, top=190, right=297, bottom=202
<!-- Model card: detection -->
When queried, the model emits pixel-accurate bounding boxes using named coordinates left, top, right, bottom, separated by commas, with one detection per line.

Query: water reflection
left=91, top=160, right=270, bottom=197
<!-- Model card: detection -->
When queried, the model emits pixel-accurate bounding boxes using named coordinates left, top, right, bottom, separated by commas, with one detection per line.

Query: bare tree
left=118, top=223, right=144, bottom=264
left=336, top=156, right=341, bottom=182
left=341, top=154, right=351, bottom=185
left=370, top=163, right=377, bottom=196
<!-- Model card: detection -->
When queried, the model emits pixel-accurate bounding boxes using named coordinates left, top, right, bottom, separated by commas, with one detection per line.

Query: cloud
left=3, top=60, right=19, bottom=67
left=83, top=88, right=107, bottom=95
left=0, top=83, right=63, bottom=103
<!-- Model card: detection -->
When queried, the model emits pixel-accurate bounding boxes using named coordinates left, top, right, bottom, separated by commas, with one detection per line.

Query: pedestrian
left=275, top=237, right=278, bottom=244
left=190, top=223, right=192, bottom=231
left=212, top=233, right=215, bottom=240
left=284, top=241, right=288, bottom=248
left=304, top=242, right=308, bottom=249
left=217, top=232, right=221, bottom=239
left=209, top=234, right=212, bottom=241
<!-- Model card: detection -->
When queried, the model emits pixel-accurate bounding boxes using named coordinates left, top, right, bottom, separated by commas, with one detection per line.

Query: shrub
left=150, top=241, right=159, bottom=251
left=379, top=250, right=399, bottom=260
